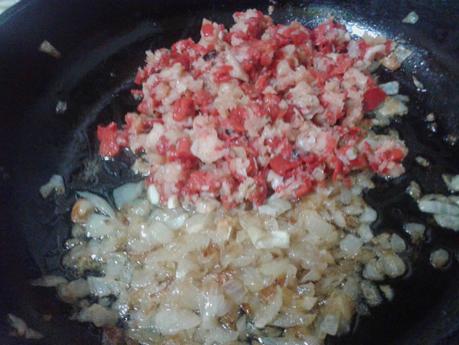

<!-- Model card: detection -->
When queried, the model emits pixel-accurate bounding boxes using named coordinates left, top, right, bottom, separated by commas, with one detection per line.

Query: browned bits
left=345, top=215, right=359, bottom=229
left=102, top=327, right=125, bottom=345
left=275, top=274, right=286, bottom=286
left=240, top=303, right=252, bottom=316
left=216, top=268, right=235, bottom=285
left=71, top=199, right=94, bottom=223
left=203, top=242, right=220, bottom=258
left=218, top=308, right=239, bottom=330
left=259, top=284, right=277, bottom=303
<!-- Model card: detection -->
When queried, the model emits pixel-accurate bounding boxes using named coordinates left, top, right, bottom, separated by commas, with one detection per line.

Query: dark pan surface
left=0, top=0, right=458, bottom=344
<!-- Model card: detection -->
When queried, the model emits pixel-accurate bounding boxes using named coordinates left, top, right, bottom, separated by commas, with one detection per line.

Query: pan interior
left=0, top=1, right=458, bottom=344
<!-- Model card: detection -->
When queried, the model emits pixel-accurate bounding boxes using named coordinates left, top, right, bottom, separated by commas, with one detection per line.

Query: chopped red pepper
left=363, top=87, right=386, bottom=112
left=172, top=96, right=195, bottom=121
left=97, top=122, right=121, bottom=157
left=269, top=155, right=301, bottom=176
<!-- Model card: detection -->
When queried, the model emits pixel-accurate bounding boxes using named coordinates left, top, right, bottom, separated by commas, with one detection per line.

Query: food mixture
left=35, top=9, right=419, bottom=345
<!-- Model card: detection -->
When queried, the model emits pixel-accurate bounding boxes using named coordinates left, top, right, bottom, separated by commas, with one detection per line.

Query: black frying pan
left=0, top=0, right=458, bottom=344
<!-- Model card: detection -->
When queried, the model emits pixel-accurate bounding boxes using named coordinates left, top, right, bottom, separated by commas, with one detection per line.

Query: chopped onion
left=358, top=224, right=374, bottom=243
left=426, top=113, right=435, bottom=122
left=40, top=174, right=65, bottom=198
left=394, top=45, right=413, bottom=63
left=404, top=222, right=426, bottom=243
left=58, top=279, right=90, bottom=303
left=7, top=314, right=44, bottom=339
left=412, top=76, right=424, bottom=90
left=184, top=213, right=212, bottom=233
left=254, top=286, right=282, bottom=328
left=56, top=100, right=67, bottom=114
left=433, top=214, right=459, bottom=231
left=379, top=284, right=394, bottom=301
left=378, top=81, right=399, bottom=95
left=113, top=182, right=143, bottom=209
left=381, top=254, right=405, bottom=278
left=363, top=259, right=384, bottom=281
left=390, top=234, right=406, bottom=253
left=418, top=195, right=459, bottom=215
left=406, top=181, right=422, bottom=200
left=256, top=230, right=290, bottom=249
left=240, top=213, right=289, bottom=249
left=222, top=278, right=246, bottom=304
left=87, top=277, right=122, bottom=297
left=31, top=275, right=67, bottom=287
left=147, top=184, right=160, bottom=205
left=143, top=221, right=174, bottom=244
left=272, top=311, right=315, bottom=328
left=430, top=248, right=449, bottom=269
left=319, top=314, right=339, bottom=335
left=360, top=280, right=383, bottom=307
left=39, top=40, right=61, bottom=58
left=359, top=207, right=377, bottom=223
left=86, top=214, right=115, bottom=238
left=77, top=304, right=118, bottom=327
left=77, top=191, right=115, bottom=218
left=382, top=45, right=412, bottom=70
left=442, top=174, right=459, bottom=192
left=402, top=11, right=419, bottom=24
left=415, top=156, right=430, bottom=167
left=375, top=97, right=408, bottom=117
left=154, top=308, right=200, bottom=335
left=259, top=198, right=292, bottom=217
left=340, top=234, right=363, bottom=257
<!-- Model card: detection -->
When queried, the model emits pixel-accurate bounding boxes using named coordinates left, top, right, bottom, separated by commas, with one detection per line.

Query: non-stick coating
left=0, top=0, right=458, bottom=344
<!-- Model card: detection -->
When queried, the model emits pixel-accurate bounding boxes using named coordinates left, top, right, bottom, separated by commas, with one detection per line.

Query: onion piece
left=258, top=198, right=292, bottom=217
left=374, top=96, right=408, bottom=117
left=406, top=181, right=422, bottom=200
left=147, top=184, right=160, bottom=205
left=87, top=276, right=122, bottom=297
left=415, top=156, right=430, bottom=167
left=418, top=195, right=459, bottom=215
left=378, top=81, right=399, bottom=95
left=382, top=45, right=412, bottom=70
left=379, top=284, right=394, bottom=301
left=113, top=182, right=143, bottom=209
left=360, top=280, right=383, bottom=306
left=442, top=174, right=459, bottom=192
left=394, top=45, right=413, bottom=64
left=340, top=234, right=363, bottom=257
left=58, top=279, right=90, bottom=303
left=381, top=254, right=406, bottom=278
left=403, top=223, right=426, bottom=243
left=39, top=40, right=61, bottom=58
left=31, top=275, right=67, bottom=287
left=430, top=248, right=450, bottom=269
left=271, top=311, right=315, bottom=328
left=402, top=11, right=419, bottom=24
left=77, top=191, right=115, bottom=218
left=254, top=286, right=283, bottom=328
left=433, top=214, right=459, bottom=231
left=319, top=314, right=339, bottom=336
left=40, top=174, right=65, bottom=198
left=390, top=234, right=406, bottom=253
left=412, top=76, right=424, bottom=90
left=77, top=304, right=118, bottom=327
left=86, top=214, right=116, bottom=238
left=7, top=314, right=44, bottom=339
left=56, top=100, right=67, bottom=114
left=155, top=308, right=200, bottom=335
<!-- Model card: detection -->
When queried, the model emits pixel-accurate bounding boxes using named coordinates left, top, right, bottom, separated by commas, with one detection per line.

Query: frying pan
left=0, top=0, right=458, bottom=344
